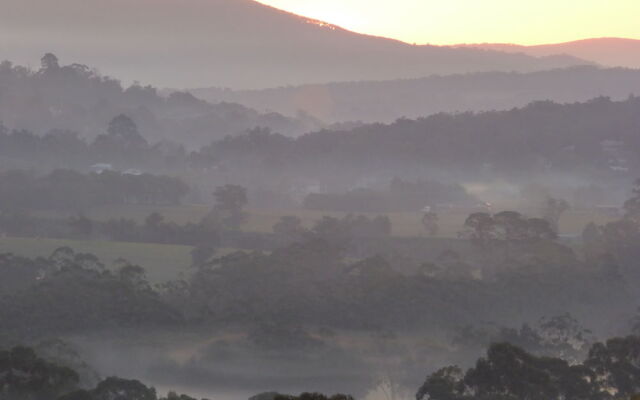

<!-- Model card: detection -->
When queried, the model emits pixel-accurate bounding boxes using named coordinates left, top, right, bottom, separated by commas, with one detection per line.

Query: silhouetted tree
left=41, top=53, right=60, bottom=71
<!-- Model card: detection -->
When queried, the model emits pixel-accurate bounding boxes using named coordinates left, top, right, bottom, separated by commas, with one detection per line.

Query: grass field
left=75, top=204, right=618, bottom=238
left=0, top=237, right=194, bottom=283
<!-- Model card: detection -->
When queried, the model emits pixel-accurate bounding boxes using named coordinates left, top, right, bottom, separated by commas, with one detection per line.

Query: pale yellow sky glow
left=256, top=0, right=640, bottom=45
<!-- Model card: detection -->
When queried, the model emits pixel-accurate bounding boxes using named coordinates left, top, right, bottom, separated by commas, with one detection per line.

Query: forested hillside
left=0, top=55, right=311, bottom=149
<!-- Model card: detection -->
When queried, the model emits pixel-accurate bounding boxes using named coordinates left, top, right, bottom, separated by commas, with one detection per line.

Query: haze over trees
left=192, top=66, right=640, bottom=123
left=199, top=96, right=640, bottom=209
left=3, top=2, right=640, bottom=399
left=0, top=54, right=310, bottom=149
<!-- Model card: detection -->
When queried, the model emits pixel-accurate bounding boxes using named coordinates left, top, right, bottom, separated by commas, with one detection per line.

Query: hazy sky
left=257, top=0, right=640, bottom=45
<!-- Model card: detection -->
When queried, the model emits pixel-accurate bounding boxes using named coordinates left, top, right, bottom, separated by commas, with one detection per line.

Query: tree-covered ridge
left=0, top=54, right=309, bottom=149
left=205, top=96, right=640, bottom=179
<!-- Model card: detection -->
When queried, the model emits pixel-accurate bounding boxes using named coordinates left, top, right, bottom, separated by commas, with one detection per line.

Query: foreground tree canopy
left=417, top=336, right=640, bottom=400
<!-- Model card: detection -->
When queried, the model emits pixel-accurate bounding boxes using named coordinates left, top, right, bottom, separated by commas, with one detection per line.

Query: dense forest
left=207, top=96, right=640, bottom=178
left=198, top=97, right=639, bottom=208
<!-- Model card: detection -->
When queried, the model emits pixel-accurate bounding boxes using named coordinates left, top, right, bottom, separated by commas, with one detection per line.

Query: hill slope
left=191, top=66, right=640, bottom=123
left=459, top=38, right=640, bottom=69
left=0, top=57, right=311, bottom=148
left=1, top=0, right=588, bottom=89
left=202, top=96, right=640, bottom=202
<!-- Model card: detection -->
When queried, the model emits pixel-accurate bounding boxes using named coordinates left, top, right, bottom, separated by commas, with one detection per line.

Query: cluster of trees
left=0, top=346, right=207, bottom=400
left=303, top=178, right=474, bottom=213
left=581, top=179, right=640, bottom=280
left=0, top=203, right=396, bottom=264
left=0, top=184, right=242, bottom=246
left=271, top=213, right=393, bottom=256
left=0, top=169, right=189, bottom=212
left=417, top=335, right=640, bottom=400
left=463, top=211, right=558, bottom=248
left=0, top=114, right=191, bottom=172
left=453, top=314, right=594, bottom=363
left=88, top=212, right=221, bottom=248
left=0, top=198, right=631, bottom=336
left=0, top=247, right=179, bottom=335
left=6, top=180, right=640, bottom=337
left=169, top=227, right=618, bottom=329
left=0, top=233, right=618, bottom=337
left=0, top=346, right=79, bottom=400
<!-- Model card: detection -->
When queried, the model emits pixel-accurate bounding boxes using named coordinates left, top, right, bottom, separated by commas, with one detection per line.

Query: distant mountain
left=191, top=66, right=640, bottom=123
left=1, top=0, right=589, bottom=89
left=457, top=38, right=640, bottom=69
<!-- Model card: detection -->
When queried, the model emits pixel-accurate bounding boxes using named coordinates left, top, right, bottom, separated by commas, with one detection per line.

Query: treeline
left=0, top=114, right=193, bottom=172
left=203, top=96, right=640, bottom=179
left=0, top=169, right=189, bottom=212
left=0, top=232, right=626, bottom=337
left=0, top=116, right=173, bottom=173
left=0, top=210, right=392, bottom=256
left=8, top=184, right=640, bottom=337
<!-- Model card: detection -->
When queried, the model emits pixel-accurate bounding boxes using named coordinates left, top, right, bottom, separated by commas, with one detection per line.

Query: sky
left=257, top=0, right=640, bottom=45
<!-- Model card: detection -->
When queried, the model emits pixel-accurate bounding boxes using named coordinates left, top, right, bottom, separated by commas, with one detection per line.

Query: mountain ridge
left=455, top=38, right=640, bottom=68
left=0, top=0, right=590, bottom=89
left=191, top=66, right=640, bottom=123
